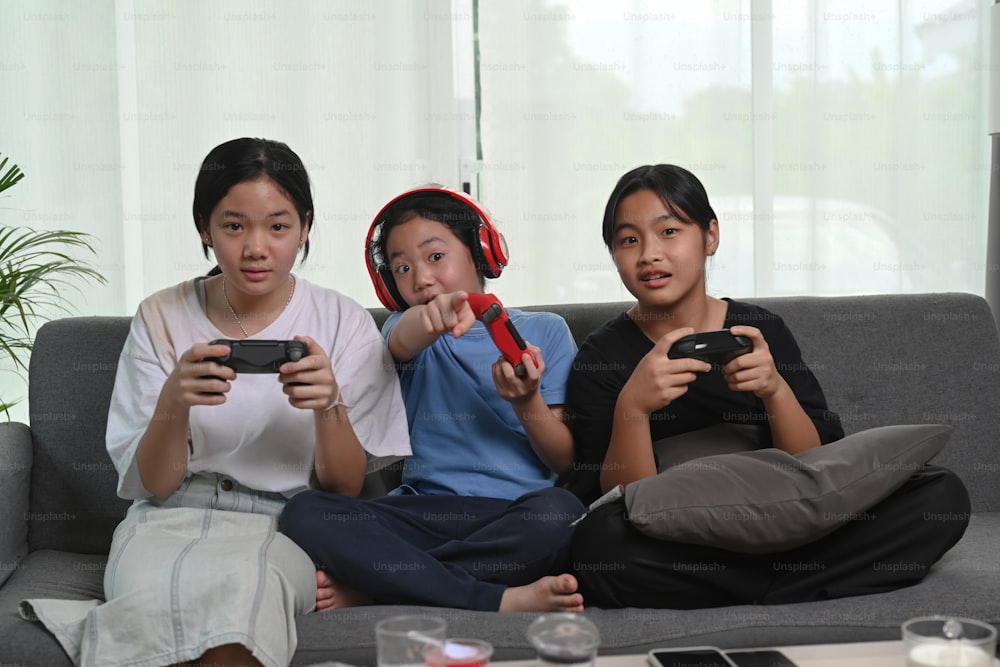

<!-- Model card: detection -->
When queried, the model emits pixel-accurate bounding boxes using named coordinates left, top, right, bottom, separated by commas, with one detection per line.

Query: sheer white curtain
left=0, top=0, right=467, bottom=421
left=0, top=0, right=992, bottom=420
left=475, top=0, right=991, bottom=304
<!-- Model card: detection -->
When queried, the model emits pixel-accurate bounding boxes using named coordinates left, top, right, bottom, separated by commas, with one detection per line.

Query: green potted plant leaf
left=0, top=152, right=107, bottom=416
left=0, top=153, right=25, bottom=194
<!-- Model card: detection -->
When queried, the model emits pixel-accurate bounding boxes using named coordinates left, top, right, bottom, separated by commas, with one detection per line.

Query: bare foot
left=315, top=569, right=373, bottom=611
left=498, top=573, right=584, bottom=612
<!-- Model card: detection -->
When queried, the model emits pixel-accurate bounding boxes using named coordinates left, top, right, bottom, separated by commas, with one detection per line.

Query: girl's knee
left=523, top=486, right=587, bottom=518
left=279, top=490, right=356, bottom=538
left=550, top=486, right=588, bottom=514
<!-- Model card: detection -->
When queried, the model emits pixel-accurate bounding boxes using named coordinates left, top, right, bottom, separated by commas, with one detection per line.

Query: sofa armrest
left=0, top=422, right=32, bottom=588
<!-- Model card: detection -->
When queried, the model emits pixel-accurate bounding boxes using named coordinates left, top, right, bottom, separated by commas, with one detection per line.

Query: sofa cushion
left=651, top=423, right=764, bottom=471
left=624, top=423, right=952, bottom=553
left=0, top=549, right=106, bottom=667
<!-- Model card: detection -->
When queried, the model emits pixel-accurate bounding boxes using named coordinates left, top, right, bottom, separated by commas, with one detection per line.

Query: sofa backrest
left=752, top=292, right=1000, bottom=513
left=27, top=316, right=132, bottom=553
left=24, top=292, right=1000, bottom=553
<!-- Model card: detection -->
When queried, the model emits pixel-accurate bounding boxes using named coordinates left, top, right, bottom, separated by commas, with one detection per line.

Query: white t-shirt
left=106, top=276, right=411, bottom=499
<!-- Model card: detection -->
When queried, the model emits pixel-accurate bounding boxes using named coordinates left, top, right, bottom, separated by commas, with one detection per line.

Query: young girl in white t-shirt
left=21, top=138, right=410, bottom=667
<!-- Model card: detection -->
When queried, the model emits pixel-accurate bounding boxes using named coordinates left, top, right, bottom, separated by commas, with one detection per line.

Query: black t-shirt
left=561, top=299, right=844, bottom=504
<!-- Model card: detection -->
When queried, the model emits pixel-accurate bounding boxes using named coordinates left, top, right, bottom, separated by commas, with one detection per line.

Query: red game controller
left=465, top=292, right=537, bottom=377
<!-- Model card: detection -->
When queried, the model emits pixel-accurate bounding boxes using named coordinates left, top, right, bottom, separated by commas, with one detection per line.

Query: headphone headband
left=364, top=185, right=509, bottom=311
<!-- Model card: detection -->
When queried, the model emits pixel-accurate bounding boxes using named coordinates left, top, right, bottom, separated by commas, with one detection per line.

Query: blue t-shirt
left=382, top=308, right=577, bottom=499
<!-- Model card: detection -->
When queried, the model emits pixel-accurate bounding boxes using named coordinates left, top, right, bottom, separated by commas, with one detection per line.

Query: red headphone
left=365, top=185, right=509, bottom=311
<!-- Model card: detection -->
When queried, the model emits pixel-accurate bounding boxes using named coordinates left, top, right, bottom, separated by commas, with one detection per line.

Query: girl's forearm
left=135, top=398, right=191, bottom=499
left=387, top=307, right=439, bottom=361
left=602, top=400, right=657, bottom=492
left=313, top=407, right=368, bottom=496
left=515, top=398, right=574, bottom=474
left=763, top=381, right=821, bottom=454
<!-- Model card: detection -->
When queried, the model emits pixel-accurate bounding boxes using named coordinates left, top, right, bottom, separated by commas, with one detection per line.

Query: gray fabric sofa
left=2, top=292, right=999, bottom=666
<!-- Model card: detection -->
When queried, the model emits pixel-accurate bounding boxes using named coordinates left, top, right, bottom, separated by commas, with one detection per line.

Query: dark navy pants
left=280, top=486, right=586, bottom=610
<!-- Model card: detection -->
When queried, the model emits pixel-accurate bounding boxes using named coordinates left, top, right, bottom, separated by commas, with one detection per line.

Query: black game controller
left=668, top=330, right=752, bottom=366
left=207, top=339, right=307, bottom=373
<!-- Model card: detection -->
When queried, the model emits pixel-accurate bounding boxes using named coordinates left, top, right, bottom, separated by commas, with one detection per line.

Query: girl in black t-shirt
left=563, top=164, right=969, bottom=609
left=563, top=163, right=843, bottom=506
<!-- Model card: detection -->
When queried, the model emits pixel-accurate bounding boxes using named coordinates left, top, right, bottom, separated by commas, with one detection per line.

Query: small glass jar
left=526, top=613, right=601, bottom=667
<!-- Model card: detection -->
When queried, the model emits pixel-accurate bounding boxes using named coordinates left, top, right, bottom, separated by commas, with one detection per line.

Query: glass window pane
left=476, top=0, right=989, bottom=302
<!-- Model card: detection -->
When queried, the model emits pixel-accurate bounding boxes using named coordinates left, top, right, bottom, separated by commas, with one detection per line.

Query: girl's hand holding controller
left=420, top=291, right=477, bottom=339
left=492, top=342, right=545, bottom=404
left=620, top=327, right=711, bottom=415
left=169, top=342, right=237, bottom=407
left=720, top=326, right=782, bottom=399
left=277, top=335, right=339, bottom=412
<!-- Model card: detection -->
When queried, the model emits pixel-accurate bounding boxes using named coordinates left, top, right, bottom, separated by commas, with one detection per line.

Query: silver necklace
left=221, top=275, right=296, bottom=338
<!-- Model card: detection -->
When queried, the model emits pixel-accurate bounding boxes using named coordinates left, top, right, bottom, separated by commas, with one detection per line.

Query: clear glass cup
left=526, top=613, right=601, bottom=667
left=903, top=616, right=997, bottom=667
left=423, top=638, right=494, bottom=667
left=375, top=615, right=448, bottom=667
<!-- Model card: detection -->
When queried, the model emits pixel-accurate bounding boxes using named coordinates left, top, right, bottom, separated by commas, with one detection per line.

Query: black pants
left=569, top=465, right=970, bottom=609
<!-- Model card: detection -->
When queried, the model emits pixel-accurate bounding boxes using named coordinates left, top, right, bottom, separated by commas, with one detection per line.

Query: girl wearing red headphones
left=281, top=186, right=589, bottom=612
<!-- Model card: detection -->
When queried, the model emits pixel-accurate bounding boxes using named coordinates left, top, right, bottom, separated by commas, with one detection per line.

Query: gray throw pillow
left=624, top=423, right=952, bottom=554
left=652, top=423, right=765, bottom=471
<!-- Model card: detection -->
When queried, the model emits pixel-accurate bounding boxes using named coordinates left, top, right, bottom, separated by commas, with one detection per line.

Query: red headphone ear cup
left=477, top=223, right=508, bottom=279
left=365, top=220, right=408, bottom=311
left=367, top=263, right=395, bottom=310
left=373, top=270, right=406, bottom=311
